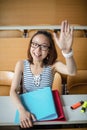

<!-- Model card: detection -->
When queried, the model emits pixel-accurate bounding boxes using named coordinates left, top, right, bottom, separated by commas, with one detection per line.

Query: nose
left=35, top=45, right=42, bottom=51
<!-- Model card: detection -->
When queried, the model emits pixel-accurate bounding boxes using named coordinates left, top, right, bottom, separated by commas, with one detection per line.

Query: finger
left=20, top=120, right=27, bottom=128
left=26, top=118, right=32, bottom=128
left=53, top=32, right=58, bottom=38
left=20, top=121, right=23, bottom=128
left=28, top=118, right=33, bottom=127
left=31, top=114, right=37, bottom=122
left=61, top=21, right=64, bottom=33
left=53, top=32, right=59, bottom=43
left=70, top=26, right=74, bottom=36
left=61, top=20, right=65, bottom=33
left=65, top=20, right=69, bottom=33
left=67, top=23, right=70, bottom=33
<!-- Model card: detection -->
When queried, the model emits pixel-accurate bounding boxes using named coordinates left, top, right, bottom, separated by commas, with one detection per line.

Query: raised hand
left=53, top=20, right=74, bottom=53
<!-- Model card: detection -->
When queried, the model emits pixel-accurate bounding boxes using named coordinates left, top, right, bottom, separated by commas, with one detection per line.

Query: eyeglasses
left=31, top=42, right=50, bottom=51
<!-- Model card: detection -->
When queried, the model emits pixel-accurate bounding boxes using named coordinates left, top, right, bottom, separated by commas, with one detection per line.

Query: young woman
left=10, top=20, right=77, bottom=128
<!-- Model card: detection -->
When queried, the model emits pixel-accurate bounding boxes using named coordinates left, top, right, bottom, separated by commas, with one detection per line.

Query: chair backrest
left=73, top=30, right=85, bottom=37
left=67, top=70, right=87, bottom=94
left=0, top=30, right=23, bottom=38
left=52, top=72, right=62, bottom=95
left=0, top=71, right=14, bottom=96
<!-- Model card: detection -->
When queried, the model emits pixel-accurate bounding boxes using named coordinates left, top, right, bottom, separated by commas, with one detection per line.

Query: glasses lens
left=41, top=45, right=49, bottom=51
left=31, top=42, right=50, bottom=51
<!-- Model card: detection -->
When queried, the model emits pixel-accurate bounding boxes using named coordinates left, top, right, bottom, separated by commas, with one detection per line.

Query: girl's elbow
left=10, top=87, right=16, bottom=97
left=9, top=89, right=13, bottom=97
left=68, top=69, right=77, bottom=76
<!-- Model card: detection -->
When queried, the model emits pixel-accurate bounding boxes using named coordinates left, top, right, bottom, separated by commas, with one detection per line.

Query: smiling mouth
left=34, top=53, right=42, bottom=58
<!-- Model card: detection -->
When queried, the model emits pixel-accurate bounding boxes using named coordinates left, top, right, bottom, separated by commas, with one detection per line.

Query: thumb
left=53, top=32, right=59, bottom=42
left=53, top=32, right=62, bottom=50
left=31, top=114, right=37, bottom=122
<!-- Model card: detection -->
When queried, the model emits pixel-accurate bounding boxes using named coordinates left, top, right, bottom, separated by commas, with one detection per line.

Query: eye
left=32, top=42, right=38, bottom=47
left=42, top=45, right=48, bottom=49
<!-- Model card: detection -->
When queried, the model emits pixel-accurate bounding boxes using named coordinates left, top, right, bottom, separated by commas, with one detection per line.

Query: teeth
left=35, top=53, right=41, bottom=57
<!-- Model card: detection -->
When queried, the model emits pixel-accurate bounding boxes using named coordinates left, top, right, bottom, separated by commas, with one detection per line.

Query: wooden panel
left=72, top=38, right=87, bottom=70
left=0, top=38, right=30, bottom=71
left=0, top=0, right=87, bottom=25
left=0, top=0, right=56, bottom=25
left=56, top=0, right=87, bottom=25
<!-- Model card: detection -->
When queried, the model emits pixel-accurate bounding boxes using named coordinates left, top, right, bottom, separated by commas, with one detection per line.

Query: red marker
left=71, top=101, right=84, bottom=109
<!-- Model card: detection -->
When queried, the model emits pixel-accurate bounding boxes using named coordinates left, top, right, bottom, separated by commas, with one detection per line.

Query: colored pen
left=81, top=101, right=87, bottom=113
left=70, top=101, right=84, bottom=109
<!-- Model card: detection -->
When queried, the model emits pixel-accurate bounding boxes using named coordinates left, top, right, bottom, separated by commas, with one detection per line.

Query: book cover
left=52, top=90, right=66, bottom=121
left=14, top=87, right=58, bottom=124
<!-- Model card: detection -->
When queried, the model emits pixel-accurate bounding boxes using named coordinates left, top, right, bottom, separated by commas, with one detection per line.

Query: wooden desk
left=0, top=95, right=87, bottom=129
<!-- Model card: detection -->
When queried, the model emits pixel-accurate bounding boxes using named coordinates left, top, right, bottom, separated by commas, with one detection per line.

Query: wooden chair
left=66, top=70, right=87, bottom=94
left=52, top=72, right=62, bottom=95
left=0, top=71, right=14, bottom=96
left=73, top=30, right=85, bottom=37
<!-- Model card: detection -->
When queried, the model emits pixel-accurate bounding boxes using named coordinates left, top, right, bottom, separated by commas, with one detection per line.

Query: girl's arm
left=53, top=20, right=77, bottom=75
left=10, top=60, right=36, bottom=128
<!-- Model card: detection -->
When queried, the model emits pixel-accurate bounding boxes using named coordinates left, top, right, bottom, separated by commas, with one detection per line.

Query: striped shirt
left=22, top=60, right=54, bottom=92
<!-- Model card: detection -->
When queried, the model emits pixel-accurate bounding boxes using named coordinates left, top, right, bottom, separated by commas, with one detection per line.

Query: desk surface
left=0, top=95, right=87, bottom=126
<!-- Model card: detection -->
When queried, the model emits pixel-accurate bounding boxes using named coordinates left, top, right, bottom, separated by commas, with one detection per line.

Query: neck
left=33, top=60, right=43, bottom=68
left=30, top=61, right=44, bottom=75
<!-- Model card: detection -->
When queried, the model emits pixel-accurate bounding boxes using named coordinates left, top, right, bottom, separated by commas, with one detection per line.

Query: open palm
left=54, top=20, right=73, bottom=53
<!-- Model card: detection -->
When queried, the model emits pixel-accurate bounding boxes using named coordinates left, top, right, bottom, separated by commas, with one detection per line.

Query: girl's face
left=30, top=34, right=50, bottom=63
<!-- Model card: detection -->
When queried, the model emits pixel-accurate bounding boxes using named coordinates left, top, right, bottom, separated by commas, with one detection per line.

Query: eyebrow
left=32, top=41, right=50, bottom=46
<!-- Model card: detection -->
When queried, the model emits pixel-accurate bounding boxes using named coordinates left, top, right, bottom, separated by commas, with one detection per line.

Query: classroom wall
left=0, top=0, right=87, bottom=25
left=0, top=38, right=30, bottom=71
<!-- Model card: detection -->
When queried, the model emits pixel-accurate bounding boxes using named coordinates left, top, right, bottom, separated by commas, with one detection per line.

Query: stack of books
left=14, top=87, right=65, bottom=124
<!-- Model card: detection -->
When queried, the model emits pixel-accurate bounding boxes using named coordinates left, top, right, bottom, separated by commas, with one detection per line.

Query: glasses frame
left=31, top=42, right=50, bottom=51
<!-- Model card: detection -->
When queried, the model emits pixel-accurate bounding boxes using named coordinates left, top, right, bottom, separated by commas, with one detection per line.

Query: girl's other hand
left=19, top=109, right=36, bottom=128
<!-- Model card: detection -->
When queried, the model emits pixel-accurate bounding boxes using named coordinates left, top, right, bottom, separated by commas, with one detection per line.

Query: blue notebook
left=14, top=87, right=58, bottom=124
